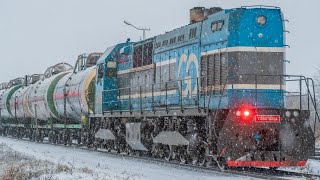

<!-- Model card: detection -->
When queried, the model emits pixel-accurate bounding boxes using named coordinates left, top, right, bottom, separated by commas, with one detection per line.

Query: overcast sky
left=0, top=0, right=319, bottom=82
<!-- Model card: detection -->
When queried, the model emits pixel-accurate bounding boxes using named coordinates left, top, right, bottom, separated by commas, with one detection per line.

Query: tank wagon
left=54, top=53, right=101, bottom=124
left=9, top=75, right=43, bottom=121
left=0, top=6, right=318, bottom=169
left=0, top=78, right=25, bottom=123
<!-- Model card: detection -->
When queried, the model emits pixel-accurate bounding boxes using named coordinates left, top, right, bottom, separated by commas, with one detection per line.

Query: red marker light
left=243, top=110, right=250, bottom=117
left=235, top=108, right=255, bottom=124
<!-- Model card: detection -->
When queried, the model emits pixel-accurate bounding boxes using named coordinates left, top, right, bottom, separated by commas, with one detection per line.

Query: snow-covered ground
left=0, top=136, right=254, bottom=180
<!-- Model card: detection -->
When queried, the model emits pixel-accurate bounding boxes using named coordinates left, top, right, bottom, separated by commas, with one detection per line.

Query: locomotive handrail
left=241, top=5, right=280, bottom=9
left=303, top=78, right=320, bottom=139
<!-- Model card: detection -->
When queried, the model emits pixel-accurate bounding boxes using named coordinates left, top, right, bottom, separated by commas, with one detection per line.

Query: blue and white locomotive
left=92, top=6, right=315, bottom=167
left=0, top=6, right=316, bottom=168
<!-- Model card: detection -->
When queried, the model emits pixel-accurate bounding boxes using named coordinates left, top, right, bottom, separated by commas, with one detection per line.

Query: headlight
left=236, top=111, right=241, bottom=117
left=293, top=111, right=300, bottom=117
left=285, top=111, right=291, bottom=117
left=257, top=16, right=267, bottom=25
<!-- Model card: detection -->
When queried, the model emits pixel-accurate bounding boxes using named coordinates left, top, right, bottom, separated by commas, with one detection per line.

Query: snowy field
left=0, top=136, right=255, bottom=180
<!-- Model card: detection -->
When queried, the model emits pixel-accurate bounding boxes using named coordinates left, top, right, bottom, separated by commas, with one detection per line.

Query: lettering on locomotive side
left=254, top=115, right=280, bottom=123
left=177, top=53, right=199, bottom=97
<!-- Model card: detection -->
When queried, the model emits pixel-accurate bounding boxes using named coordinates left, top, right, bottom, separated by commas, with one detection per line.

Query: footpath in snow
left=0, top=136, right=251, bottom=180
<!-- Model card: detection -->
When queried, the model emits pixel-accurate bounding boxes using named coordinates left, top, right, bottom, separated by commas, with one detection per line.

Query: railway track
left=2, top=136, right=320, bottom=179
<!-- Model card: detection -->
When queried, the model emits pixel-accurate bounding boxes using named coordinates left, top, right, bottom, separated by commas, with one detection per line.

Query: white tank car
left=0, top=78, right=24, bottom=120
left=10, top=86, right=29, bottom=119
left=0, top=88, right=8, bottom=118
left=27, top=63, right=73, bottom=121
left=9, top=75, right=43, bottom=120
left=54, top=53, right=100, bottom=123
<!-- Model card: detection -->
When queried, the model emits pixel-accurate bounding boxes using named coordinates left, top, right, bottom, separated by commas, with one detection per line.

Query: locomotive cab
left=94, top=42, right=132, bottom=114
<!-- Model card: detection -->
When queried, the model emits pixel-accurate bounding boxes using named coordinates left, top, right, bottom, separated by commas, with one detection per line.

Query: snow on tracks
left=0, top=136, right=249, bottom=180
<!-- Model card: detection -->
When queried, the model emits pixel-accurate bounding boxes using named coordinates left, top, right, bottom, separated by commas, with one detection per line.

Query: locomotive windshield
left=107, top=61, right=117, bottom=77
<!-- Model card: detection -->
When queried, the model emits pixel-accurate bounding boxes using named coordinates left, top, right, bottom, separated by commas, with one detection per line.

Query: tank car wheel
left=58, top=132, right=63, bottom=144
left=68, top=134, right=72, bottom=146
left=48, top=131, right=52, bottom=143
left=32, top=130, right=36, bottom=141
left=36, top=130, right=40, bottom=142
left=77, top=131, right=81, bottom=145
left=3, top=128, right=7, bottom=137
left=40, top=130, right=44, bottom=143
left=28, top=130, right=32, bottom=140
left=52, top=132, right=57, bottom=144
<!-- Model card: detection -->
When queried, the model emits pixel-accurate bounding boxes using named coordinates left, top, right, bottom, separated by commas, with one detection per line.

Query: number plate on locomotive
left=255, top=115, right=280, bottom=123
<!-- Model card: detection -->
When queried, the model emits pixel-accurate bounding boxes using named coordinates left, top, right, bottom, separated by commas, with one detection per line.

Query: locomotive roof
left=97, top=45, right=117, bottom=65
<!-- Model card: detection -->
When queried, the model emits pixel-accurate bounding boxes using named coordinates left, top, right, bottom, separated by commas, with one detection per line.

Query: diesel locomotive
left=0, top=6, right=317, bottom=168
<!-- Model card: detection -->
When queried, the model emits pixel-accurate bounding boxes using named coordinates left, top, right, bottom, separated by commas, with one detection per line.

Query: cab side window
left=107, top=61, right=117, bottom=77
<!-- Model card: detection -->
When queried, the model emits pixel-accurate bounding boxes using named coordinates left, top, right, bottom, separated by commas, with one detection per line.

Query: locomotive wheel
left=107, top=141, right=113, bottom=152
left=213, top=156, right=226, bottom=170
left=172, top=146, right=177, bottom=160
left=132, top=150, right=141, bottom=156
left=198, top=147, right=207, bottom=166
left=126, top=146, right=133, bottom=155
left=114, top=142, right=121, bottom=153
left=164, top=145, right=172, bottom=161
left=151, top=144, right=161, bottom=158
left=191, top=156, right=198, bottom=165
left=179, top=147, right=187, bottom=164
left=157, top=145, right=165, bottom=158
left=198, top=155, right=206, bottom=166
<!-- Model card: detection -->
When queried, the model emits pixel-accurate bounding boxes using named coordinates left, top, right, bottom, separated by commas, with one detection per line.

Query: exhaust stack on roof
left=190, top=7, right=223, bottom=24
